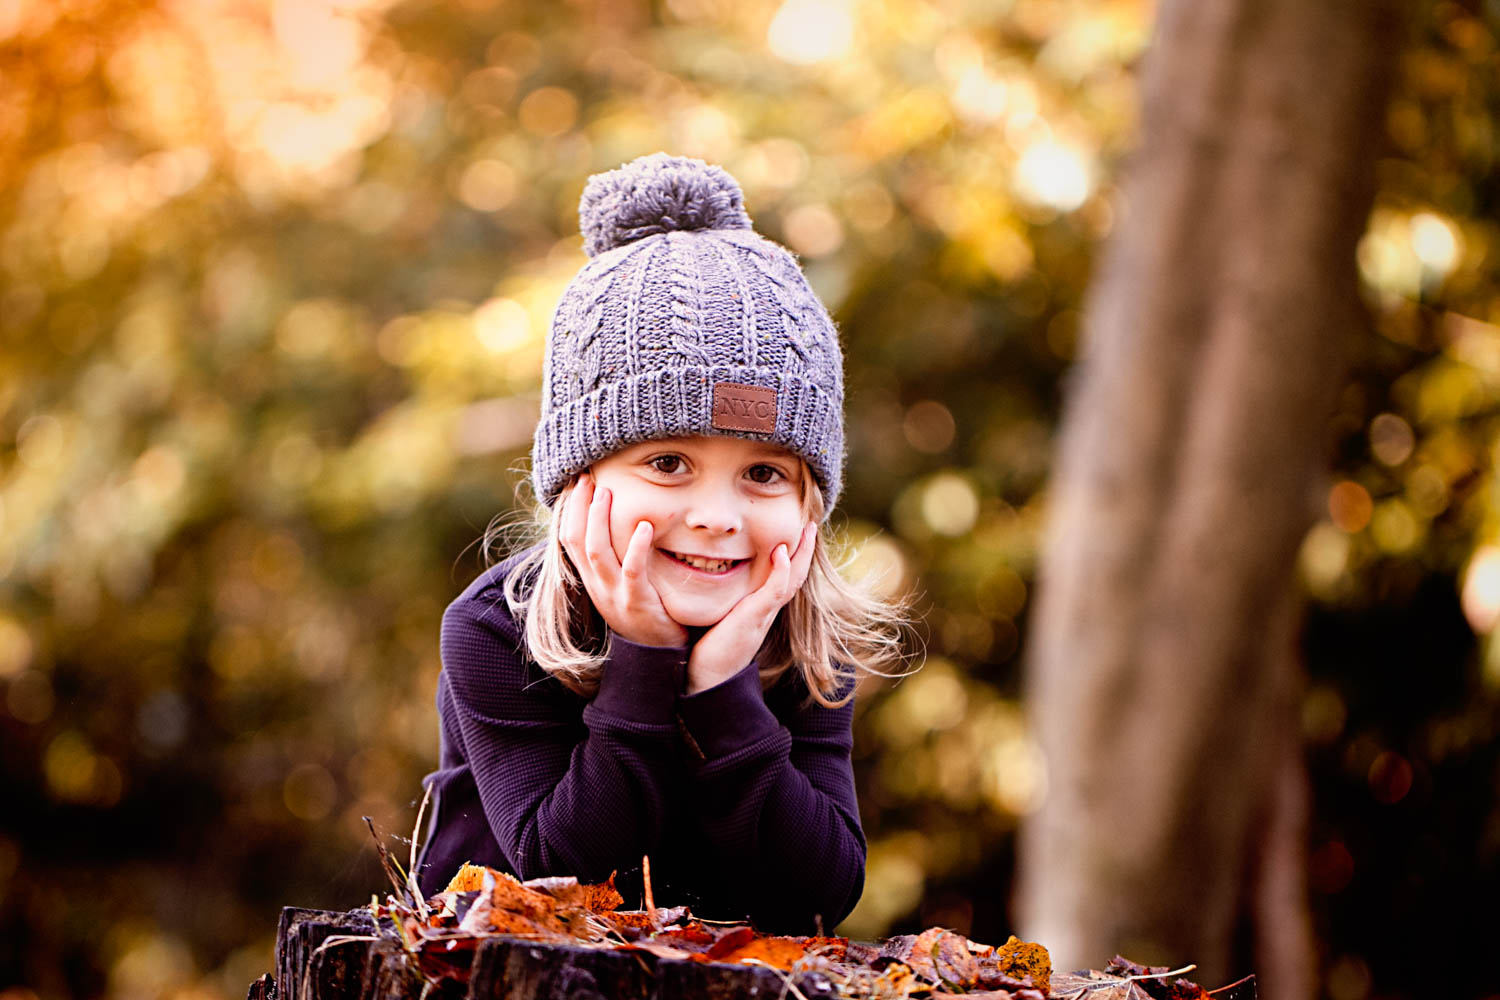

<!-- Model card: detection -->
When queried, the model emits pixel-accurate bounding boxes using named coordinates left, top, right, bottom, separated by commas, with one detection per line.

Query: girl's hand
left=685, top=521, right=818, bottom=694
left=559, top=474, right=688, bottom=649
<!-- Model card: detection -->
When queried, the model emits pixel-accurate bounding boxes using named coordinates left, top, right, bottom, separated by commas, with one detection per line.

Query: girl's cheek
left=609, top=506, right=658, bottom=560
left=606, top=507, right=633, bottom=560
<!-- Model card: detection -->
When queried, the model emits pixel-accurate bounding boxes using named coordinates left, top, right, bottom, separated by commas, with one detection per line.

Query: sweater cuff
left=676, top=661, right=782, bottom=758
left=590, top=633, right=687, bottom=725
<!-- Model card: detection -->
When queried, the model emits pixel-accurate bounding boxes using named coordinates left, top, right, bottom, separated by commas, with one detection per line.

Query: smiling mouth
left=662, top=550, right=748, bottom=574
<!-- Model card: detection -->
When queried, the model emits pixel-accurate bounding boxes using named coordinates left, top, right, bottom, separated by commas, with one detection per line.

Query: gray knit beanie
left=532, top=153, right=845, bottom=514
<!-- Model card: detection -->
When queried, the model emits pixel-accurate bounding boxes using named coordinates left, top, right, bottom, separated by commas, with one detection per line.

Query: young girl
left=416, top=153, right=903, bottom=933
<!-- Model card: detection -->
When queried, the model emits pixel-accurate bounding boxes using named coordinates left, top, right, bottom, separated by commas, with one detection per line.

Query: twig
left=1134, top=965, right=1197, bottom=981
left=741, top=958, right=813, bottom=1000
left=365, top=816, right=411, bottom=903
left=1208, top=974, right=1256, bottom=995
left=642, top=854, right=657, bottom=924
left=406, top=783, right=433, bottom=915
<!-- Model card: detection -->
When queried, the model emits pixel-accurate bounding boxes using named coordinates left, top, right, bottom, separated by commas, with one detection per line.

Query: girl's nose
left=684, top=485, right=742, bottom=534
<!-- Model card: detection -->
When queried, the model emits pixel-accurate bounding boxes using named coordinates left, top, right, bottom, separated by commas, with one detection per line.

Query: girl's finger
left=761, top=542, right=793, bottom=605
left=620, top=520, right=654, bottom=584
left=788, top=522, right=817, bottom=589
left=584, top=482, right=618, bottom=574
left=558, top=475, right=592, bottom=561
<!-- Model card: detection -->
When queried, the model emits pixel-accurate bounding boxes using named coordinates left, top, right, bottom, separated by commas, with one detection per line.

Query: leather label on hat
left=712, top=382, right=777, bottom=433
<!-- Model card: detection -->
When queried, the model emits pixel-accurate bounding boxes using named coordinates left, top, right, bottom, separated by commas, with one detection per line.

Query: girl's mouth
left=662, top=550, right=747, bottom=574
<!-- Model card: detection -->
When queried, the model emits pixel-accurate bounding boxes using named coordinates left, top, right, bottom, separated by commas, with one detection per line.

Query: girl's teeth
left=675, top=552, right=735, bottom=572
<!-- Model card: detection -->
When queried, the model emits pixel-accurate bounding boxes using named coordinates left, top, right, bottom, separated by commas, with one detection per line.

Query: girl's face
left=587, top=435, right=812, bottom=629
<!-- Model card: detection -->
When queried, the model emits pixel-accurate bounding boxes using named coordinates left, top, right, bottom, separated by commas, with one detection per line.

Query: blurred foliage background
left=1, top=0, right=1498, bottom=998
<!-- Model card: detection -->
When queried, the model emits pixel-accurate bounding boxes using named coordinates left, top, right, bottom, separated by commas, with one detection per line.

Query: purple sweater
left=415, top=546, right=866, bottom=932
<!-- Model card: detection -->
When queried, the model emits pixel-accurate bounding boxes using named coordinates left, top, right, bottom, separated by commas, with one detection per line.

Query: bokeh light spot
left=109, top=929, right=195, bottom=1000
left=976, top=567, right=1027, bottom=620
left=1408, top=211, right=1462, bottom=278
left=1326, top=955, right=1372, bottom=1000
left=1367, top=751, right=1413, bottom=805
left=983, top=734, right=1046, bottom=816
left=1405, top=464, right=1449, bottom=518
left=1309, top=840, right=1354, bottom=894
left=43, top=731, right=123, bottom=806
left=902, top=400, right=956, bottom=454
left=132, top=446, right=187, bottom=506
left=1013, top=140, right=1093, bottom=212
left=842, top=530, right=908, bottom=601
left=473, top=297, right=532, bottom=353
left=136, top=689, right=189, bottom=752
left=1299, top=522, right=1350, bottom=596
left=1301, top=685, right=1347, bottom=746
left=1461, top=545, right=1500, bottom=634
left=0, top=619, right=34, bottom=678
left=1328, top=480, right=1373, bottom=533
left=920, top=472, right=979, bottom=537
left=839, top=834, right=926, bottom=938
left=16, top=414, right=66, bottom=469
left=517, top=87, right=578, bottom=137
left=1368, top=412, right=1414, bottom=466
left=781, top=203, right=844, bottom=257
left=5, top=671, right=54, bottom=725
left=1370, top=499, right=1420, bottom=554
left=767, top=0, right=854, bottom=65
left=209, top=625, right=267, bottom=681
left=458, top=160, right=518, bottom=212
left=283, top=762, right=338, bottom=820
left=951, top=64, right=1009, bottom=125
left=889, top=660, right=968, bottom=733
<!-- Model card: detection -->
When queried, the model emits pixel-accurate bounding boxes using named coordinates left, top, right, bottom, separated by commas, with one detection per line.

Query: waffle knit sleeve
left=439, top=586, right=686, bottom=883
left=675, top=663, right=866, bottom=930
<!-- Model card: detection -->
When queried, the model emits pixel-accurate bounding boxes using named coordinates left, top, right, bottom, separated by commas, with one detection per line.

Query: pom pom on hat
left=579, top=152, right=753, bottom=258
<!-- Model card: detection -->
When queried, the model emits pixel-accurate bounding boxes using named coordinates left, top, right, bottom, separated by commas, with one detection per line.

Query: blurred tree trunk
left=1016, top=1, right=1405, bottom=997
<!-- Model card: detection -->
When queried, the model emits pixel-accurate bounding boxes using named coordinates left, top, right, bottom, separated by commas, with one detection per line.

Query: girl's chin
left=661, top=606, right=731, bottom=629
left=657, top=593, right=740, bottom=629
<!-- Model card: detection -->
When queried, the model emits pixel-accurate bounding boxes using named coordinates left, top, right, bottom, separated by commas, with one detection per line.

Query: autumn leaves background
left=2, top=1, right=1500, bottom=999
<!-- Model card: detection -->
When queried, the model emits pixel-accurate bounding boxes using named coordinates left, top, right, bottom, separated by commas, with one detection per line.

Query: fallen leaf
left=1052, top=970, right=1158, bottom=1000
left=990, top=934, right=1052, bottom=993
left=881, top=927, right=979, bottom=987
left=442, top=863, right=491, bottom=894
left=709, top=935, right=810, bottom=971
left=703, top=926, right=759, bottom=960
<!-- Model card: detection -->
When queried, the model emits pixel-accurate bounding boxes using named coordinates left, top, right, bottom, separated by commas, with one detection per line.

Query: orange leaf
left=442, top=862, right=493, bottom=894
left=703, top=926, right=758, bottom=960
left=582, top=873, right=625, bottom=913
left=710, top=935, right=811, bottom=971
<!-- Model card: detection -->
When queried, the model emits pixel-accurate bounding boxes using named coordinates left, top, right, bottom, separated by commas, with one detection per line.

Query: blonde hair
left=489, top=470, right=908, bottom=707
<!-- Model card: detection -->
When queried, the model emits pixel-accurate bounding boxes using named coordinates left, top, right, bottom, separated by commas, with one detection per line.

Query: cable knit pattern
left=416, top=547, right=868, bottom=932
left=531, top=154, right=846, bottom=512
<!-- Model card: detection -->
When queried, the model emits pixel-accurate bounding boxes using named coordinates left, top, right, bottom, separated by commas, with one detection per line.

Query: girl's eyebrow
left=747, top=449, right=799, bottom=464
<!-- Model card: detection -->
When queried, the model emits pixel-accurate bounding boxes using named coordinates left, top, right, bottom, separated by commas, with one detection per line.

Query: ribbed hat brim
left=532, top=366, right=844, bottom=514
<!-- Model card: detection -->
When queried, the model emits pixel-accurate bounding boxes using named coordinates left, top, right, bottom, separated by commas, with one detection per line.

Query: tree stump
left=257, top=907, right=796, bottom=1000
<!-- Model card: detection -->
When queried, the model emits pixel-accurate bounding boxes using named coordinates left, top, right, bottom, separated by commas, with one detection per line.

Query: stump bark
left=258, top=907, right=798, bottom=1000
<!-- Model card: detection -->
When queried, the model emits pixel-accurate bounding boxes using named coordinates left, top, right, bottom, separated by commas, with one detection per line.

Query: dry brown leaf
left=992, top=934, right=1052, bottom=993
left=441, top=862, right=491, bottom=894
left=708, top=935, right=811, bottom=971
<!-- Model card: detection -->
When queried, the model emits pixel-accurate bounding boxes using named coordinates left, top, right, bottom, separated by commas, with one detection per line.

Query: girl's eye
left=649, top=455, right=684, bottom=474
left=747, top=464, right=785, bottom=485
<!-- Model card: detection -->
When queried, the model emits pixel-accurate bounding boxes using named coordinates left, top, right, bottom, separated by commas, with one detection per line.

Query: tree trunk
left=1016, top=0, right=1404, bottom=996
